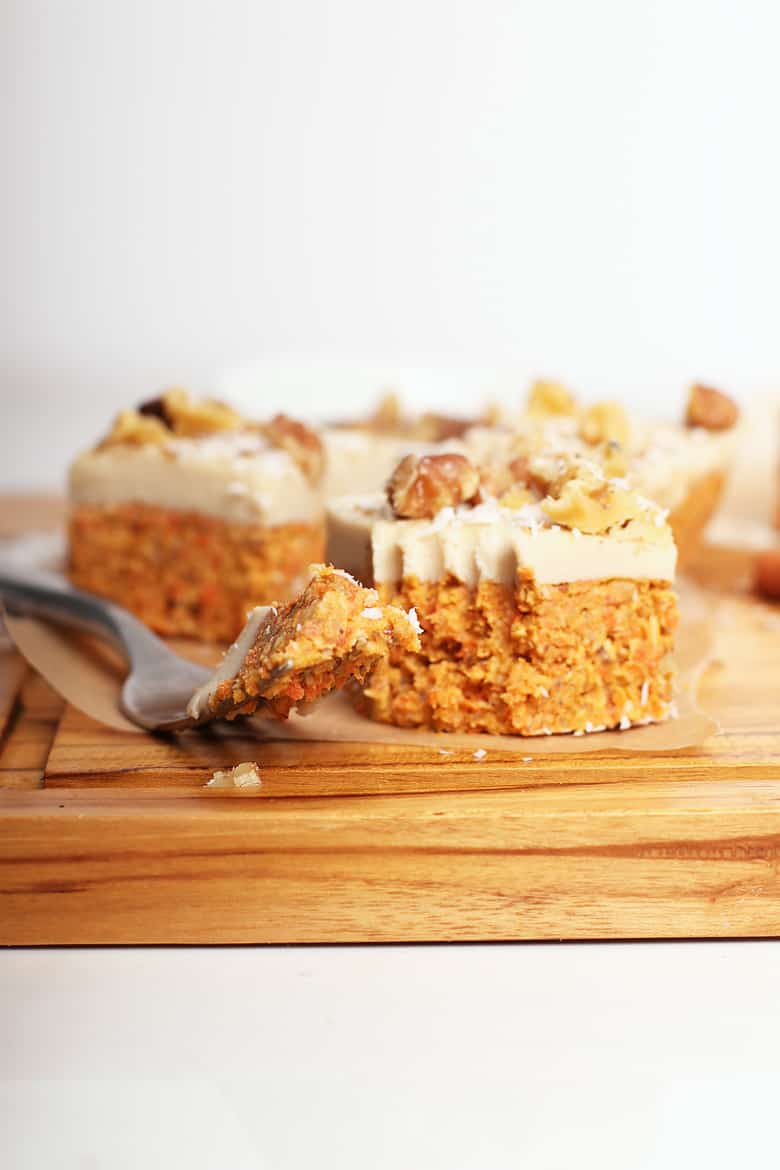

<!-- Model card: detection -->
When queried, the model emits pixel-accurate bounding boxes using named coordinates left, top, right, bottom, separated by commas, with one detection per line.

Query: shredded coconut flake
left=406, top=607, right=423, bottom=635
left=473, top=749, right=487, bottom=761
left=360, top=607, right=383, bottom=620
left=640, top=680, right=650, bottom=707
left=619, top=715, right=632, bottom=730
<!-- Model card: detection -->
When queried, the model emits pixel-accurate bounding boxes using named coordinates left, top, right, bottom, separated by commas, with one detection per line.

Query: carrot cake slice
left=342, top=451, right=679, bottom=736
left=68, top=390, right=326, bottom=641
left=187, top=564, right=421, bottom=722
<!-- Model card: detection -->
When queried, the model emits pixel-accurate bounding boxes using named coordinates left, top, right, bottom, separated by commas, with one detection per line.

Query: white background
left=3, top=943, right=780, bottom=1168
left=2, top=0, right=780, bottom=487
left=2, top=4, right=780, bottom=1164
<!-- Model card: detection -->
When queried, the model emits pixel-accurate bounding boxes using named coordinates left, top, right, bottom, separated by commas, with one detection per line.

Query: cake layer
left=70, top=432, right=322, bottom=525
left=68, top=502, right=325, bottom=641
left=361, top=575, right=678, bottom=736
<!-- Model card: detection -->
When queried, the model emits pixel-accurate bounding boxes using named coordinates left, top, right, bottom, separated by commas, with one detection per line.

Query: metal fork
left=0, top=567, right=215, bottom=731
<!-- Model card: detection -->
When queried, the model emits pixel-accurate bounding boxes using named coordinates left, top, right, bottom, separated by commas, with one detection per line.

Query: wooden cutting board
left=2, top=497, right=780, bottom=945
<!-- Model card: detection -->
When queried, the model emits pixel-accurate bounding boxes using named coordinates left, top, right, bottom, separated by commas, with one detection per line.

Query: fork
left=0, top=566, right=216, bottom=731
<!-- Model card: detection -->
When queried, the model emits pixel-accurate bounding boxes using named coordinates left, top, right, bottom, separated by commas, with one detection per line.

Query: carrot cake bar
left=68, top=390, right=326, bottom=641
left=343, top=451, right=679, bottom=736
left=187, top=564, right=421, bottom=721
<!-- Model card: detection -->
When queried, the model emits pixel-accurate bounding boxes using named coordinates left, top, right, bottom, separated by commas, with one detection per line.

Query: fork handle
left=0, top=566, right=137, bottom=660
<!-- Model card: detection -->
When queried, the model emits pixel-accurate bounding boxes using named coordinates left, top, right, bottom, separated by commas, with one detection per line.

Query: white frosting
left=187, top=606, right=271, bottom=718
left=326, top=492, right=392, bottom=583
left=322, top=430, right=465, bottom=498
left=369, top=499, right=676, bottom=586
left=70, top=433, right=323, bottom=525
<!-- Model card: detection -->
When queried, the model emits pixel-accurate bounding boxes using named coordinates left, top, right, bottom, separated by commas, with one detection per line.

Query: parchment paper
left=1, top=579, right=718, bottom=754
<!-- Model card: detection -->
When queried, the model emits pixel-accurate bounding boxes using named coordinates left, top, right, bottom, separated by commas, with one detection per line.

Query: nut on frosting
left=260, top=413, right=324, bottom=485
left=387, top=453, right=480, bottom=518
left=527, top=379, right=577, bottom=417
left=98, top=393, right=324, bottom=483
left=100, top=410, right=171, bottom=448
left=578, top=401, right=630, bottom=448
left=540, top=463, right=648, bottom=534
left=685, top=383, right=739, bottom=431
left=101, top=389, right=243, bottom=447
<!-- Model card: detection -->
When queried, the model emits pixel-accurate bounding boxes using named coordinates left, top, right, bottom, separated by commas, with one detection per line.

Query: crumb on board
left=522, top=756, right=533, bottom=763
left=206, top=762, right=262, bottom=789
left=473, top=748, right=487, bottom=761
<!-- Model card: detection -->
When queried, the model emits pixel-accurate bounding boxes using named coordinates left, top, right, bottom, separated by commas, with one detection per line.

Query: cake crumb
left=207, top=762, right=262, bottom=789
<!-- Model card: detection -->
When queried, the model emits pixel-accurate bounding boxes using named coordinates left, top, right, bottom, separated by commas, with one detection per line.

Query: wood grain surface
left=2, top=498, right=780, bottom=944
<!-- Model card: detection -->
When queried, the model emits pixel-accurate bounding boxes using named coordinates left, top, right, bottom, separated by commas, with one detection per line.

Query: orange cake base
left=68, top=503, right=325, bottom=642
left=361, top=575, right=679, bottom=736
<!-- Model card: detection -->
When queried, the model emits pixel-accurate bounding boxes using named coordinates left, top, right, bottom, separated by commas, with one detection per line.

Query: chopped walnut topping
left=685, top=384, right=739, bottom=431
left=161, top=388, right=243, bottom=436
left=598, top=440, right=630, bottom=479
left=578, top=401, right=630, bottom=448
left=541, top=465, right=647, bottom=533
left=137, top=396, right=170, bottom=423
left=99, top=409, right=171, bottom=448
left=479, top=453, right=547, bottom=503
left=754, top=548, right=780, bottom=600
left=499, top=484, right=535, bottom=508
left=261, top=414, right=324, bottom=484
left=387, top=453, right=480, bottom=518
left=527, top=379, right=577, bottom=417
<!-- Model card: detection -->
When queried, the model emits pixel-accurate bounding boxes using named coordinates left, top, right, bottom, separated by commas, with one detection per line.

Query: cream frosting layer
left=329, top=494, right=676, bottom=586
left=70, top=432, right=324, bottom=525
left=187, top=605, right=271, bottom=719
left=322, top=430, right=465, bottom=498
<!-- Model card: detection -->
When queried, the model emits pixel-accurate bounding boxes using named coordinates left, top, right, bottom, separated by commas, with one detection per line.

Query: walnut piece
left=598, top=440, right=630, bottom=478
left=685, top=384, right=739, bottom=431
left=541, top=466, right=646, bottom=533
left=100, top=409, right=171, bottom=448
left=527, top=379, right=576, bottom=417
left=754, top=549, right=780, bottom=600
left=578, top=401, right=630, bottom=448
left=479, top=454, right=547, bottom=503
left=387, top=453, right=480, bottom=518
left=261, top=414, right=324, bottom=484
left=161, top=388, right=243, bottom=436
